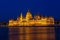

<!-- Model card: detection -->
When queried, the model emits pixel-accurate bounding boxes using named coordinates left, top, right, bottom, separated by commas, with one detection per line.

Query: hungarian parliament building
left=8, top=10, right=54, bottom=26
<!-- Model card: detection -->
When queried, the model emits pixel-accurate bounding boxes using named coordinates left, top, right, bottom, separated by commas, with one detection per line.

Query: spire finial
left=20, top=12, right=23, bottom=18
left=28, top=9, right=30, bottom=12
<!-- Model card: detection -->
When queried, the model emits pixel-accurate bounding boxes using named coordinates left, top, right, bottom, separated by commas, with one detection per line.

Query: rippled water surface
left=0, top=26, right=60, bottom=40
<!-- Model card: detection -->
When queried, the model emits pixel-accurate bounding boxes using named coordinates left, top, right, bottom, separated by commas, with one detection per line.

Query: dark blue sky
left=0, top=0, right=60, bottom=22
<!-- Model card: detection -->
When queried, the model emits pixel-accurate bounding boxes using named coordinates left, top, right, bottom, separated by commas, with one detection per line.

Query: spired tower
left=17, top=12, right=23, bottom=22
left=19, top=13, right=23, bottom=22
left=16, top=13, right=23, bottom=26
left=26, top=10, right=32, bottom=21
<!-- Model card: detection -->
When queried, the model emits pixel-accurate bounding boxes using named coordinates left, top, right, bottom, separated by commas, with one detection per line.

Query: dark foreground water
left=0, top=27, right=8, bottom=40
left=0, top=26, right=60, bottom=40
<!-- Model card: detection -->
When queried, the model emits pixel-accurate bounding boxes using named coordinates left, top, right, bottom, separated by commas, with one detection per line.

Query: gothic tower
left=19, top=13, right=23, bottom=22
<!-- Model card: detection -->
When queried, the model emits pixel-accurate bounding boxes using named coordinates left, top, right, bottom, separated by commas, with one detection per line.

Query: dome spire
left=28, top=9, right=29, bottom=12
left=27, top=9, right=30, bottom=12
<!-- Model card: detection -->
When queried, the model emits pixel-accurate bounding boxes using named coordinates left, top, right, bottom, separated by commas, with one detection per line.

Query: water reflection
left=0, top=26, right=60, bottom=40
left=8, top=26, right=55, bottom=40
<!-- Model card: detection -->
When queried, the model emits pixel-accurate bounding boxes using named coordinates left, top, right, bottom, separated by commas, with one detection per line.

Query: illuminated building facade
left=8, top=10, right=54, bottom=26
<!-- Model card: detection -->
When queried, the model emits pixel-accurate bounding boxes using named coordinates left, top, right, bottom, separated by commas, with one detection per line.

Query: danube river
left=0, top=26, right=60, bottom=40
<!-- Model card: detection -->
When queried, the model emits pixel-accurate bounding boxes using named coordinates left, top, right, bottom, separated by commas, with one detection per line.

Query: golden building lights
left=8, top=10, right=54, bottom=26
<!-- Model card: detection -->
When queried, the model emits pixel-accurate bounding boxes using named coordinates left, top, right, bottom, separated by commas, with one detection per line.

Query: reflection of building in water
left=9, top=27, right=55, bottom=40
left=8, top=10, right=54, bottom=26
left=9, top=27, right=20, bottom=40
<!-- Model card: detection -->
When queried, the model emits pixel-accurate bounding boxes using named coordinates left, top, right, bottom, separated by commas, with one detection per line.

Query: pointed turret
left=20, top=12, right=23, bottom=18
left=20, top=12, right=23, bottom=21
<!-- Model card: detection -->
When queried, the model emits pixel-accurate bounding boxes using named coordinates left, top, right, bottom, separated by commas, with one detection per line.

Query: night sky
left=0, top=0, right=60, bottom=22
